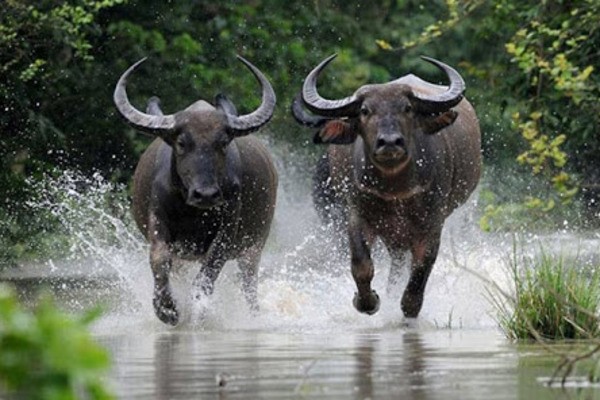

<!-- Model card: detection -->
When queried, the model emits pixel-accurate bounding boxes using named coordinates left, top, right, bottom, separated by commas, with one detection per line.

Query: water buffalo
left=293, top=55, right=481, bottom=318
left=114, top=56, right=277, bottom=325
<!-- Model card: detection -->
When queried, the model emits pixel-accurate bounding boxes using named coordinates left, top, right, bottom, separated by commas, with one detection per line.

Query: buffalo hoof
left=353, top=290, right=380, bottom=315
left=153, top=288, right=179, bottom=326
left=401, top=291, right=424, bottom=318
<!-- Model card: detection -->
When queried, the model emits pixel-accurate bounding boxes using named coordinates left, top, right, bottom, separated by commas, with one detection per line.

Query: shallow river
left=5, top=155, right=600, bottom=399
left=99, top=327, right=586, bottom=400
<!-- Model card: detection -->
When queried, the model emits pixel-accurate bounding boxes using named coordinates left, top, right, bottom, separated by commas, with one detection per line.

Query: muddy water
left=6, top=148, right=600, bottom=399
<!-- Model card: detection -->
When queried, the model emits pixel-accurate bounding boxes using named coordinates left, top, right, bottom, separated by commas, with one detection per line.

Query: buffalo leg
left=349, top=212, right=380, bottom=315
left=401, top=234, right=441, bottom=318
left=149, top=215, right=179, bottom=325
left=192, top=241, right=227, bottom=299
left=191, top=197, right=240, bottom=301
left=237, top=245, right=262, bottom=312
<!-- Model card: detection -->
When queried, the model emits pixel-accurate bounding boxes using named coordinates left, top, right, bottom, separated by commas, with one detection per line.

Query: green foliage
left=400, top=0, right=485, bottom=50
left=502, top=3, right=597, bottom=215
left=0, top=0, right=132, bottom=167
left=491, top=247, right=600, bottom=341
left=0, top=285, right=113, bottom=399
left=504, top=13, right=596, bottom=106
left=513, top=112, right=578, bottom=208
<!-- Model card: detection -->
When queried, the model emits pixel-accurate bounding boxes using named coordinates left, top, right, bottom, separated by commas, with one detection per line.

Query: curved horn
left=301, top=54, right=361, bottom=118
left=409, top=56, right=465, bottom=114
left=114, top=58, right=176, bottom=136
left=225, top=56, right=276, bottom=135
left=291, top=93, right=330, bottom=128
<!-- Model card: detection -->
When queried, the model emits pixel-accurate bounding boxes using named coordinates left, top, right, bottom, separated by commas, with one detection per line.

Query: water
left=98, top=327, right=600, bottom=399
left=5, top=142, right=600, bottom=399
left=99, top=329, right=547, bottom=400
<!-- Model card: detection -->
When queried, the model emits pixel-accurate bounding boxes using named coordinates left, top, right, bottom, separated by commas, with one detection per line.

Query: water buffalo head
left=114, top=56, right=276, bottom=209
left=293, top=54, right=464, bottom=174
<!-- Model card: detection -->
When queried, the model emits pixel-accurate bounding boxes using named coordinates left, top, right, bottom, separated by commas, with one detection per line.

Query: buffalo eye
left=175, top=136, right=188, bottom=155
left=360, top=105, right=370, bottom=117
left=405, top=104, right=413, bottom=113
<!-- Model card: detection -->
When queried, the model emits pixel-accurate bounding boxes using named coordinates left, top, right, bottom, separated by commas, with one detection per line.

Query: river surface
left=4, top=148, right=600, bottom=399
left=97, top=327, right=598, bottom=400
left=99, top=330, right=496, bottom=399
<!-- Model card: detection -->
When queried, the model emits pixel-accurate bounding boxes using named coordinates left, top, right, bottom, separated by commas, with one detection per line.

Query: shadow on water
left=2, top=140, right=600, bottom=398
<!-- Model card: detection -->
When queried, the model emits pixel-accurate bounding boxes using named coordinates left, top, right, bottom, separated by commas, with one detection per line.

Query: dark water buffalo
left=114, top=56, right=277, bottom=325
left=293, top=55, right=481, bottom=318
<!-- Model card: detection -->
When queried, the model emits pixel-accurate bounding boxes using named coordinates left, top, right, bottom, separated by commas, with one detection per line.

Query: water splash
left=17, top=151, right=600, bottom=334
left=23, top=171, right=151, bottom=315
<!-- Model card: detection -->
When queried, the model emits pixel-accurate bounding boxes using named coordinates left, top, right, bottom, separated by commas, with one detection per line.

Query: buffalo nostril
left=208, top=189, right=221, bottom=201
left=376, top=136, right=404, bottom=149
left=192, top=187, right=220, bottom=201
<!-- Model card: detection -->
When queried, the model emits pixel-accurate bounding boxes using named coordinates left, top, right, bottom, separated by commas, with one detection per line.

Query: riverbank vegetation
left=488, top=244, right=600, bottom=385
left=492, top=248, right=600, bottom=340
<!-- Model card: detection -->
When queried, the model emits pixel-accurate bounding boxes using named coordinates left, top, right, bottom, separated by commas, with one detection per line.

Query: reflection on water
left=100, top=329, right=591, bottom=400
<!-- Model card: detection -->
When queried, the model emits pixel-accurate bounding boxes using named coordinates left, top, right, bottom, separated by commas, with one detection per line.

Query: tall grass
left=491, top=246, right=600, bottom=341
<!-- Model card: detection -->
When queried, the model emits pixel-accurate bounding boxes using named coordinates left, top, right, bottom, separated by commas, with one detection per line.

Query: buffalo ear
left=146, top=96, right=164, bottom=116
left=421, top=110, right=458, bottom=135
left=143, top=97, right=178, bottom=143
left=215, top=93, right=239, bottom=116
left=313, top=120, right=357, bottom=144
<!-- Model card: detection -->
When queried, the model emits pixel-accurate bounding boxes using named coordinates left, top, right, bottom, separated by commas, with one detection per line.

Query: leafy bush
left=0, top=285, right=113, bottom=400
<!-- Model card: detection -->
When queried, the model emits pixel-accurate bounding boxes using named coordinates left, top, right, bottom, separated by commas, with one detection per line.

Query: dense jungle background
left=1, top=0, right=599, bottom=266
